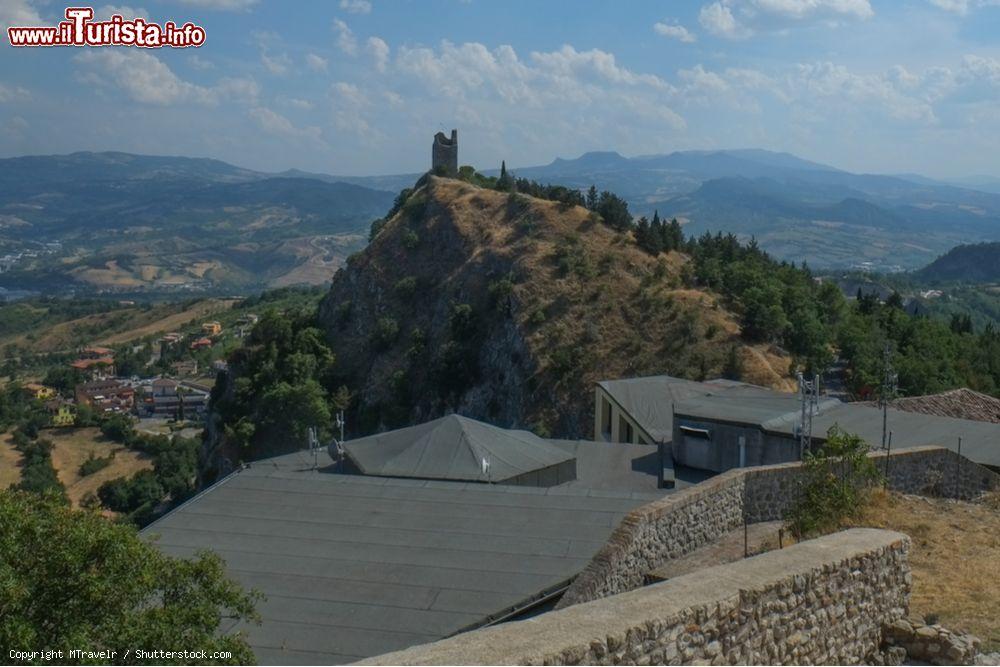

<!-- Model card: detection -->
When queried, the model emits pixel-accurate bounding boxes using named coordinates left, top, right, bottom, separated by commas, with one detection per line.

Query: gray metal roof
left=606, top=374, right=1000, bottom=468
left=673, top=385, right=841, bottom=430
left=800, top=403, right=1000, bottom=467
left=143, top=452, right=660, bottom=665
left=596, top=375, right=738, bottom=442
left=342, top=414, right=574, bottom=482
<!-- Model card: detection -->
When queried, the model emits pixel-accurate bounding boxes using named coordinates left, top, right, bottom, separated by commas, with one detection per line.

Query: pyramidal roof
left=342, top=415, right=574, bottom=482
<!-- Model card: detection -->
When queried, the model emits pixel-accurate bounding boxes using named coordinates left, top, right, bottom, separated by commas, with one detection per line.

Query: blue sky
left=2, top=0, right=1000, bottom=177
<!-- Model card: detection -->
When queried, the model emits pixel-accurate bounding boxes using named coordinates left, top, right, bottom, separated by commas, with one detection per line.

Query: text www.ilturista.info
left=8, top=7, right=206, bottom=48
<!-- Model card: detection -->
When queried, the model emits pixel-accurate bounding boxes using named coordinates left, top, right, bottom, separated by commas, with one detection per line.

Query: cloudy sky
left=2, top=0, right=1000, bottom=177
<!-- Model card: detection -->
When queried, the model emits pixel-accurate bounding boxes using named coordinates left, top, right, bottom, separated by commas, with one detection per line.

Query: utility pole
left=797, top=372, right=819, bottom=458
left=878, top=343, right=898, bottom=450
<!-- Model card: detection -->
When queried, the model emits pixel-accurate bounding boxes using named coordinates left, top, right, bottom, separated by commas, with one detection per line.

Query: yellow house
left=202, top=321, right=223, bottom=336
left=51, top=404, right=76, bottom=427
left=23, top=383, right=56, bottom=400
left=45, top=399, right=76, bottom=427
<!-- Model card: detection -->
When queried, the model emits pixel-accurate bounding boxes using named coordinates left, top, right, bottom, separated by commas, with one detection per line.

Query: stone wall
left=359, top=528, right=911, bottom=666
left=561, top=445, right=998, bottom=608
left=882, top=617, right=982, bottom=666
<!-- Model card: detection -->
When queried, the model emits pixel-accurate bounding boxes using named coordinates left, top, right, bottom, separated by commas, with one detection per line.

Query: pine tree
left=586, top=185, right=598, bottom=210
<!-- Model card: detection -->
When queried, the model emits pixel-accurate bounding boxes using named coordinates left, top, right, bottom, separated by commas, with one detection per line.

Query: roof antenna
left=326, top=410, right=346, bottom=466
left=308, top=426, right=320, bottom=470
left=481, top=455, right=491, bottom=483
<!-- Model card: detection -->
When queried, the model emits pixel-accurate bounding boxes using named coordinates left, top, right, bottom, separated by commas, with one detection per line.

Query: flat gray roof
left=143, top=452, right=661, bottom=665
left=597, top=375, right=740, bottom=442
left=673, top=387, right=1000, bottom=468
left=342, top=414, right=574, bottom=482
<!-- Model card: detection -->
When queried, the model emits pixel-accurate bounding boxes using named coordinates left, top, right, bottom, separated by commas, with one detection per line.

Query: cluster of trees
left=634, top=211, right=684, bottom=255
left=93, top=414, right=203, bottom=525
left=212, top=308, right=349, bottom=462
left=8, top=429, right=66, bottom=501
left=838, top=291, right=1000, bottom=397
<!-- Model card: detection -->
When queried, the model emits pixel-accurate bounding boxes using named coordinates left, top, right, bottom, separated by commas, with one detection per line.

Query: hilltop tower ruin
left=432, top=129, right=458, bottom=175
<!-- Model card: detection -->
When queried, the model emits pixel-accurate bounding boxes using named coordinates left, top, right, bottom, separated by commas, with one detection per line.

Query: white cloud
left=261, top=52, right=292, bottom=75
left=699, top=2, right=748, bottom=38
left=188, top=54, right=215, bottom=70
left=654, top=20, right=697, bottom=43
left=0, top=0, right=42, bottom=29
left=339, top=0, right=372, bottom=14
left=0, top=82, right=31, bottom=103
left=287, top=97, right=315, bottom=110
left=75, top=50, right=215, bottom=105
left=367, top=36, right=390, bottom=72
left=75, top=50, right=258, bottom=106
left=928, top=0, right=1000, bottom=14
left=699, top=0, right=873, bottom=39
left=250, top=106, right=321, bottom=139
left=392, top=40, right=686, bottom=145
left=306, top=53, right=329, bottom=72
left=177, top=0, right=258, bottom=10
left=333, top=18, right=358, bottom=56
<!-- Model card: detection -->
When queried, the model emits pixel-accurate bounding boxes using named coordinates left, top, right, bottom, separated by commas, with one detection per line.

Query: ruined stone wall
left=561, top=446, right=998, bottom=608
left=359, top=529, right=911, bottom=666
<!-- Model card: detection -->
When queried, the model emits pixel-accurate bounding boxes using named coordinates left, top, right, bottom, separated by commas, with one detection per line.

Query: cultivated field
left=1, top=427, right=153, bottom=508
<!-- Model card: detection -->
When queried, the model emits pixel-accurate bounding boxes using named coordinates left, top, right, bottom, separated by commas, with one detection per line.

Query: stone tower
left=432, top=129, right=458, bottom=175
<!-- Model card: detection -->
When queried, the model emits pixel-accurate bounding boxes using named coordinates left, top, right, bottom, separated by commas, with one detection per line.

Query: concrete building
left=140, top=378, right=209, bottom=419
left=202, top=321, right=222, bottom=336
left=595, top=374, right=1000, bottom=474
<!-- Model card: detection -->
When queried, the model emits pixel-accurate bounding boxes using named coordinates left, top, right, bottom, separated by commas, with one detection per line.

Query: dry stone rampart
left=561, top=445, right=998, bottom=608
left=359, top=528, right=911, bottom=666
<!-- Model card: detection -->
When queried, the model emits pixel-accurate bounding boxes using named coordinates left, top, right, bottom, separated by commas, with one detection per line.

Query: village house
left=201, top=321, right=222, bottom=336
left=45, top=398, right=76, bottom=427
left=22, top=383, right=56, bottom=401
left=74, top=379, right=135, bottom=413
left=68, top=346, right=116, bottom=380
left=189, top=337, right=213, bottom=351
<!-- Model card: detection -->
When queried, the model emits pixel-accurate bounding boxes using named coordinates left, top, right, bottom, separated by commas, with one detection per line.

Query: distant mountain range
left=472, top=149, right=1000, bottom=271
left=3, top=148, right=1000, bottom=295
left=0, top=152, right=395, bottom=294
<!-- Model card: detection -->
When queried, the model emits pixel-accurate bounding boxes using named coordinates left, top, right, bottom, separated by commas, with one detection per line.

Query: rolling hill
left=486, top=150, right=1000, bottom=270
left=314, top=175, right=793, bottom=437
left=0, top=152, right=395, bottom=294
left=916, top=242, right=1000, bottom=284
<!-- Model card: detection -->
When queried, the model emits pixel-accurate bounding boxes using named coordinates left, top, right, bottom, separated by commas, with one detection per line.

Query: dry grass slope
left=325, top=176, right=794, bottom=435
left=853, top=489, right=1000, bottom=651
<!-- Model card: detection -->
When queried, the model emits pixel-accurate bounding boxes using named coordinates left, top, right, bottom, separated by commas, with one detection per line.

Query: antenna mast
left=878, top=343, right=898, bottom=450
left=798, top=371, right=819, bottom=458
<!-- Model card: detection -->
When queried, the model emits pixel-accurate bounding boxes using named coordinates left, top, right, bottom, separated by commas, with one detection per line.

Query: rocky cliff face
left=317, top=176, right=790, bottom=438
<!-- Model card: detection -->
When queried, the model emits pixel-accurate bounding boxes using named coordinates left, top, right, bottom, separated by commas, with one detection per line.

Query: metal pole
left=778, top=528, right=784, bottom=550
left=884, top=431, right=892, bottom=486
left=956, top=437, right=963, bottom=499
left=744, top=514, right=749, bottom=559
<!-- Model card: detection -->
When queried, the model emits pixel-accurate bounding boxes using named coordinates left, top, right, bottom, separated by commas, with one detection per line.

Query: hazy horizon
left=3, top=0, right=1000, bottom=179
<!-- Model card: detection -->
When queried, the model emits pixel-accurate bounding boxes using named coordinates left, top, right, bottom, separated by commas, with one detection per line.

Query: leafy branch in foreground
left=0, top=490, right=260, bottom=665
